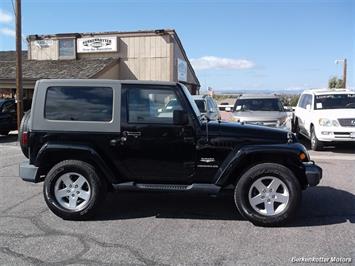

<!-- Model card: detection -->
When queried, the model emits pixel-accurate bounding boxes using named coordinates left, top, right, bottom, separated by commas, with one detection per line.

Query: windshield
left=179, top=84, right=201, bottom=117
left=234, top=98, right=284, bottom=112
left=314, top=94, right=355, bottom=109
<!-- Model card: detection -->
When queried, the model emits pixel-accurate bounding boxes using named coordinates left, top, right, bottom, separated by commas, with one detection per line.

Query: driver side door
left=116, top=84, right=196, bottom=183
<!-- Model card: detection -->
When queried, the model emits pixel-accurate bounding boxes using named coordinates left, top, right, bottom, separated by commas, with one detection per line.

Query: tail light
left=21, top=131, right=28, bottom=146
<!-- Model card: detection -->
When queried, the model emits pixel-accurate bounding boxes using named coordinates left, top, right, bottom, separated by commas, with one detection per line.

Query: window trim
left=31, top=80, right=121, bottom=133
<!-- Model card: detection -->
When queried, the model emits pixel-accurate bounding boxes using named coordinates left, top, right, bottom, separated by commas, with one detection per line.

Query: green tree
left=328, top=76, right=344, bottom=89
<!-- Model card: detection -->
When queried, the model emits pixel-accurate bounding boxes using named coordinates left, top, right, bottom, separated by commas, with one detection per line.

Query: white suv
left=293, top=89, right=355, bottom=150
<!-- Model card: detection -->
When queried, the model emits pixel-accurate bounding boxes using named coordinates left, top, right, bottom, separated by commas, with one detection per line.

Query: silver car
left=232, top=94, right=288, bottom=128
left=192, top=95, right=221, bottom=120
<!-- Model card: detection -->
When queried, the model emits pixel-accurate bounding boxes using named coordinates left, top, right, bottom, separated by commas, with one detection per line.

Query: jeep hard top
left=19, top=79, right=322, bottom=226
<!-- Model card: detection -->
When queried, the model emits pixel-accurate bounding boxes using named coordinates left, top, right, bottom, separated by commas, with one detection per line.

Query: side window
left=1, top=101, right=15, bottom=113
left=127, top=87, right=183, bottom=124
left=45, top=86, right=113, bottom=121
left=299, top=94, right=311, bottom=109
left=298, top=95, right=305, bottom=108
left=304, top=95, right=311, bottom=108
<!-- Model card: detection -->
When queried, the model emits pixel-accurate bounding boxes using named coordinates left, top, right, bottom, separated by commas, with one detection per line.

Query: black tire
left=19, top=110, right=31, bottom=158
left=293, top=118, right=302, bottom=139
left=0, top=131, right=10, bottom=136
left=43, top=160, right=107, bottom=220
left=234, top=163, right=301, bottom=227
left=310, top=126, right=323, bottom=151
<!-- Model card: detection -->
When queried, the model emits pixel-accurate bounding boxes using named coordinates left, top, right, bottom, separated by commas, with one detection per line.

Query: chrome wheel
left=248, top=176, right=289, bottom=216
left=54, top=172, right=91, bottom=211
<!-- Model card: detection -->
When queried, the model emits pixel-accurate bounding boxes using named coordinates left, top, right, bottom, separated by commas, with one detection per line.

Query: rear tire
left=234, top=163, right=301, bottom=226
left=43, top=160, right=107, bottom=220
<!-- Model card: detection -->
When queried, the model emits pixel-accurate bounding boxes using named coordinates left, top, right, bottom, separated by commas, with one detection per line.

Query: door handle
left=124, top=131, right=142, bottom=138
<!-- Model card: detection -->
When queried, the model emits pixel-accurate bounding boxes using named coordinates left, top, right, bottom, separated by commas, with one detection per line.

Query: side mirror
left=306, top=104, right=311, bottom=110
left=173, top=110, right=188, bottom=125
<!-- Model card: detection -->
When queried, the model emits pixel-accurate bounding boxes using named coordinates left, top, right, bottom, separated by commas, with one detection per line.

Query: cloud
left=0, top=27, right=15, bottom=37
left=0, top=9, right=13, bottom=24
left=191, top=56, right=255, bottom=70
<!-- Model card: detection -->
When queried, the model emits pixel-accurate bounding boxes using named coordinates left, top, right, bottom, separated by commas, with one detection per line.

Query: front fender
left=214, top=143, right=308, bottom=187
left=35, top=142, right=116, bottom=183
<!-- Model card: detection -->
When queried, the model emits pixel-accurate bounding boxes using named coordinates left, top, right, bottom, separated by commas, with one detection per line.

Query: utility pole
left=343, top=58, right=347, bottom=88
left=335, top=58, right=347, bottom=88
left=16, top=0, right=23, bottom=129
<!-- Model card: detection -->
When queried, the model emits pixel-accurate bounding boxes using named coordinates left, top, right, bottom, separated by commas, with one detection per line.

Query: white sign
left=177, top=58, right=187, bottom=82
left=77, top=36, right=117, bottom=53
left=34, top=40, right=53, bottom=48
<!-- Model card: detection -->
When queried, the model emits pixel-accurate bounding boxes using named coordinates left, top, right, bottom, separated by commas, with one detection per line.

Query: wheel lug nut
left=67, top=190, right=70, bottom=193
left=261, top=196, right=265, bottom=199
left=75, top=185, right=78, bottom=188
left=262, top=189, right=266, bottom=193
left=76, top=191, right=80, bottom=194
left=71, top=194, right=75, bottom=197
left=69, top=185, right=72, bottom=188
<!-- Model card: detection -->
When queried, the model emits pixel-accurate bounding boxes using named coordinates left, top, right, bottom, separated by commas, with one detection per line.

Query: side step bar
left=113, top=182, right=221, bottom=194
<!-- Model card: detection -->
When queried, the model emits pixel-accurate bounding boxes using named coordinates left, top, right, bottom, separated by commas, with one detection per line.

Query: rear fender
left=35, top=142, right=117, bottom=183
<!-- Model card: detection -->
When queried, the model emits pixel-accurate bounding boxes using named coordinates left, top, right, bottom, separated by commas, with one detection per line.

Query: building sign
left=34, top=40, right=53, bottom=48
left=177, top=58, right=187, bottom=82
left=77, top=36, right=117, bottom=53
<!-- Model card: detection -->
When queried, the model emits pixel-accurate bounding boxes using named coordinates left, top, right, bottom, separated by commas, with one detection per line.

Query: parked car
left=218, top=102, right=234, bottom=112
left=19, top=79, right=321, bottom=226
left=293, top=89, right=355, bottom=151
left=192, top=95, right=221, bottom=120
left=232, top=94, right=289, bottom=128
left=0, top=98, right=31, bottom=135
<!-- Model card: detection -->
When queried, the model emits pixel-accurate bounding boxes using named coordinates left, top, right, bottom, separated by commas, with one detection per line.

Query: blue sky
left=0, top=0, right=354, bottom=91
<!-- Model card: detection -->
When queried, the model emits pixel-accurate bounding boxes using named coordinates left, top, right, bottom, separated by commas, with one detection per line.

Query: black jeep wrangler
left=19, top=79, right=322, bottom=226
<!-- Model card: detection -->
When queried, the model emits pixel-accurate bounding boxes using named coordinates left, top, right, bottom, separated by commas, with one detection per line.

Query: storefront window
left=59, top=39, right=75, bottom=59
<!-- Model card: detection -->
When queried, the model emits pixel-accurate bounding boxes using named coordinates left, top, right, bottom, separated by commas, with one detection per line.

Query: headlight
left=277, top=117, right=288, bottom=127
left=318, top=118, right=339, bottom=127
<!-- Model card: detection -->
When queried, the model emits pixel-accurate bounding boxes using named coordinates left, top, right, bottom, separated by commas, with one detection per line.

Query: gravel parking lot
left=0, top=132, right=354, bottom=265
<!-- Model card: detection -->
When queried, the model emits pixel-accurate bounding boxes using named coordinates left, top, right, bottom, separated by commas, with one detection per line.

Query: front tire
left=44, top=160, right=106, bottom=220
left=234, top=163, right=301, bottom=226
left=310, top=126, right=323, bottom=151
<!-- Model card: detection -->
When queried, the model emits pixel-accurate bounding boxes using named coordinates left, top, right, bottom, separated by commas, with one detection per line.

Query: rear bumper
left=19, top=160, right=39, bottom=183
left=303, top=161, right=322, bottom=187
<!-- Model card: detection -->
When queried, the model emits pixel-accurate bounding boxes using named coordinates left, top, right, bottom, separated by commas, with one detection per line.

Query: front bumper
left=315, top=126, right=355, bottom=142
left=19, top=160, right=39, bottom=183
left=303, top=161, right=322, bottom=187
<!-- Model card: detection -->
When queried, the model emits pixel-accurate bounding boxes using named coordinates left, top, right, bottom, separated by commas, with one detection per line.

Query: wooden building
left=0, top=29, right=200, bottom=98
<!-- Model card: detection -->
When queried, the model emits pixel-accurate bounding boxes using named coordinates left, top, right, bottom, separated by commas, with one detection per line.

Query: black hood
left=205, top=121, right=292, bottom=145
